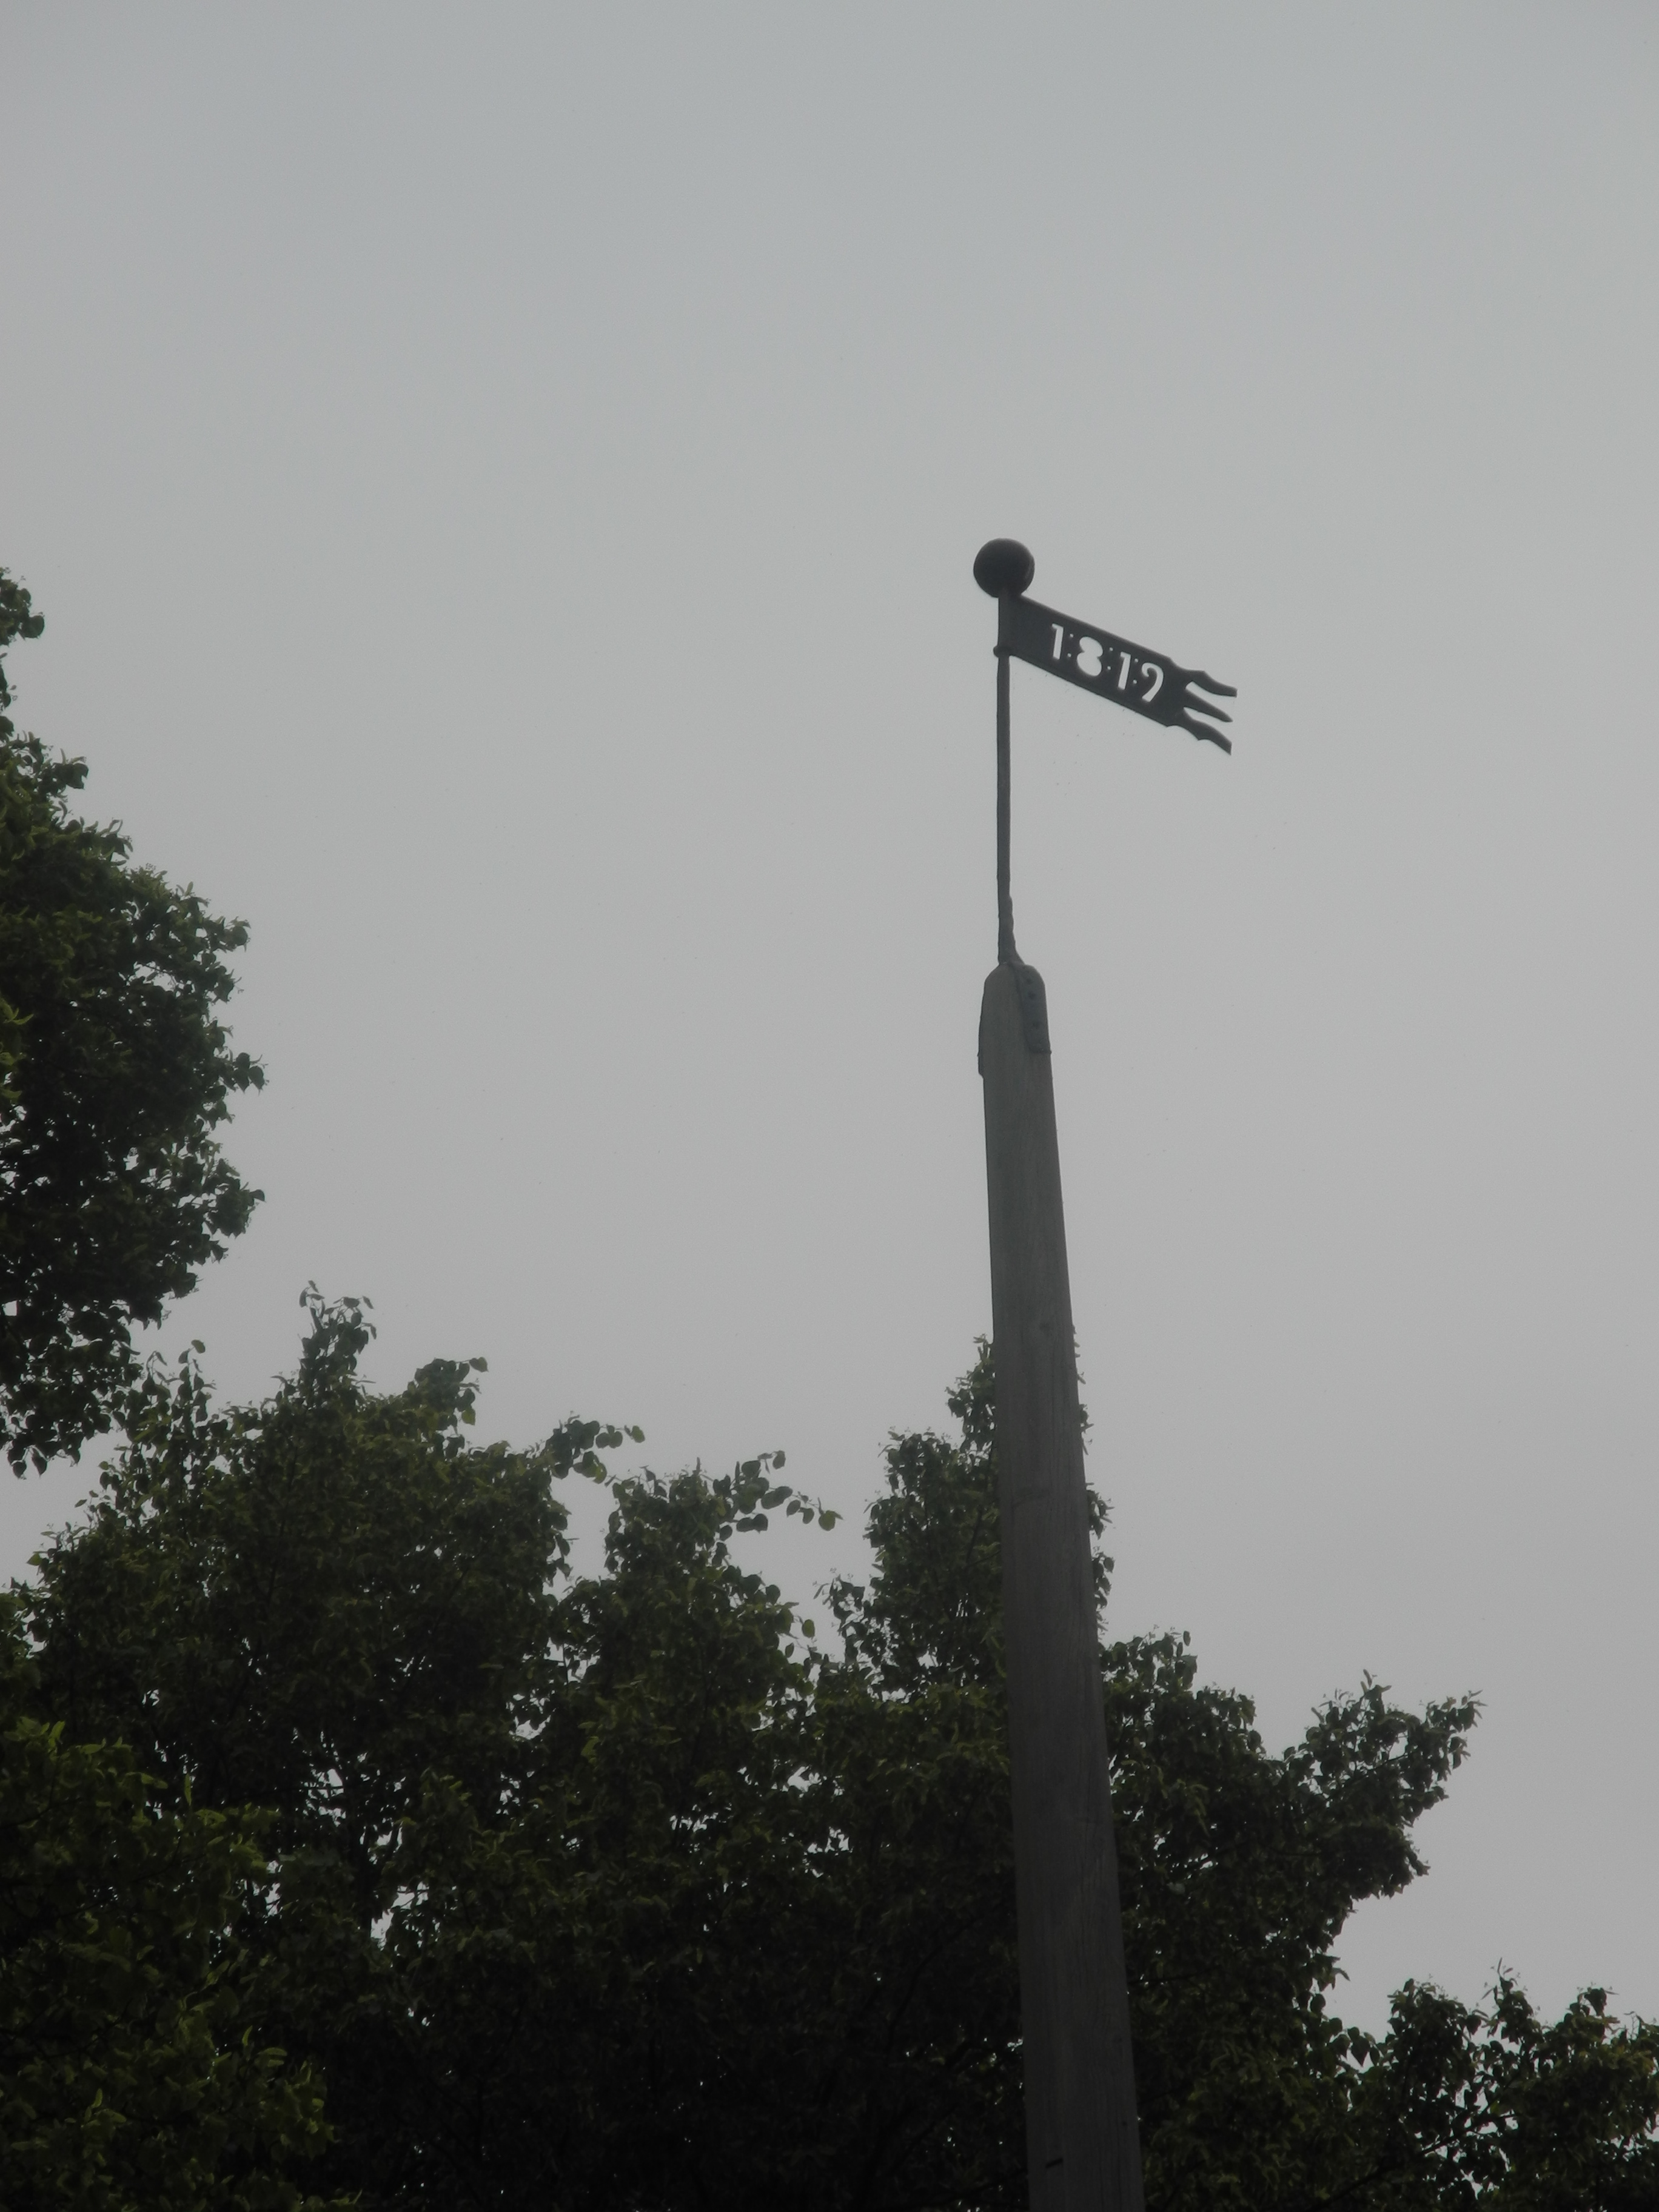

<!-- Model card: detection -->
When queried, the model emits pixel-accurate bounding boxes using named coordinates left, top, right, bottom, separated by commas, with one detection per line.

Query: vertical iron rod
left=997, top=614, right=1016, bottom=963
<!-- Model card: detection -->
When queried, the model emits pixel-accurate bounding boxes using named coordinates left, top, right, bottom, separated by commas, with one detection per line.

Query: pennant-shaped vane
left=973, top=538, right=1233, bottom=966
left=1000, top=591, right=1235, bottom=751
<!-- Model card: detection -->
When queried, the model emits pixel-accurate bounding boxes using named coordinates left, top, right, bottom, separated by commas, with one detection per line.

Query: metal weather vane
left=973, top=537, right=1235, bottom=963
left=1002, top=591, right=1235, bottom=748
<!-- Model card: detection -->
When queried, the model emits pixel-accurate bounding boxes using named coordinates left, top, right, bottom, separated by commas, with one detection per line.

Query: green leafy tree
left=0, top=1604, right=336, bottom=2211
left=23, top=1289, right=651, bottom=2202
left=16, top=1315, right=1659, bottom=2208
left=1350, top=1976, right=1659, bottom=2209
left=0, top=568, right=263, bottom=1471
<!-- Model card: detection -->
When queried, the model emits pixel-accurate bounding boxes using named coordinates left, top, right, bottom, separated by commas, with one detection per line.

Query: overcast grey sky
left=3, top=3, right=1656, bottom=2036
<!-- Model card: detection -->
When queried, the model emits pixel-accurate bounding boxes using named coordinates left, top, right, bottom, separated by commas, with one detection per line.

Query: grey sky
left=2, top=3, right=1655, bottom=2036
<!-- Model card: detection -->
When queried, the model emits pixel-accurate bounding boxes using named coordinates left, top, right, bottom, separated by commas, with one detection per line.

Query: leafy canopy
left=0, top=1603, right=337, bottom=2212
left=0, top=568, right=263, bottom=1471
left=13, top=1311, right=1659, bottom=2209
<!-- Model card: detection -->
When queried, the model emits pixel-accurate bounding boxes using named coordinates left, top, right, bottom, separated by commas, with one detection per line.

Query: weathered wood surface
left=980, top=959, right=1144, bottom=2212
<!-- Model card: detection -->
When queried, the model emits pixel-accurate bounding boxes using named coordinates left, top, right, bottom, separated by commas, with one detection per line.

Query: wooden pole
left=980, top=957, right=1144, bottom=2212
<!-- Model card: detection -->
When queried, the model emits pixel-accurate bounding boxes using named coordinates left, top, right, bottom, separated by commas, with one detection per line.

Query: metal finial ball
left=973, top=538, right=1035, bottom=598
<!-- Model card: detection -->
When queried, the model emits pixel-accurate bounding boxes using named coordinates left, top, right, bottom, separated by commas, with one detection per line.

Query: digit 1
left=1116, top=650, right=1131, bottom=691
left=1051, top=624, right=1064, bottom=660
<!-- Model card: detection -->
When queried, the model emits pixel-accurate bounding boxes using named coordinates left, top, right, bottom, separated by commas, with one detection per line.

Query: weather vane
left=973, top=536, right=1234, bottom=964
left=971, top=538, right=1233, bottom=2212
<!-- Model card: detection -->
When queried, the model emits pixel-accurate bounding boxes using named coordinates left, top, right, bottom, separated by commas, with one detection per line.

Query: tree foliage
left=0, top=569, right=263, bottom=1471
left=12, top=1309, right=1659, bottom=2208
left=0, top=1603, right=336, bottom=2211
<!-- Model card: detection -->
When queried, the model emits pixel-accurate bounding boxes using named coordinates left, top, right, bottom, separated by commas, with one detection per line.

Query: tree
left=22, top=1290, right=651, bottom=2204
left=1353, top=1975, right=1659, bottom=2210
left=16, top=1312, right=1659, bottom=2208
left=0, top=568, right=263, bottom=1471
left=0, top=1601, right=337, bottom=2211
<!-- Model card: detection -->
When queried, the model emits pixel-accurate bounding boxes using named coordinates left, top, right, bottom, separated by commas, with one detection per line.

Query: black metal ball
left=973, top=538, right=1035, bottom=598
